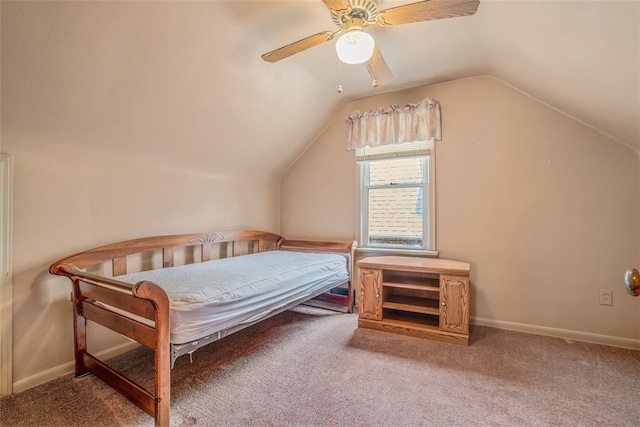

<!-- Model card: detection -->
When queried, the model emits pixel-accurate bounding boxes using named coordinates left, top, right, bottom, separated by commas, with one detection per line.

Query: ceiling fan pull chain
left=337, top=57, right=344, bottom=94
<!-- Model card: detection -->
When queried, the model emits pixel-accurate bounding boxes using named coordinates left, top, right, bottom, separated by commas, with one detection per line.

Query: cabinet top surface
left=358, top=256, right=470, bottom=275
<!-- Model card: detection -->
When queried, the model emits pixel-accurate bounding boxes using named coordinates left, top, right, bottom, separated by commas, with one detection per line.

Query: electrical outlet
left=599, top=289, right=612, bottom=306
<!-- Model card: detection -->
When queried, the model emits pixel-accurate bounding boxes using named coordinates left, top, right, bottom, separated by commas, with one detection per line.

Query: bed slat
left=82, top=302, right=156, bottom=349
left=233, top=240, right=241, bottom=257
left=113, top=257, right=127, bottom=276
left=82, top=351, right=156, bottom=417
left=163, top=248, right=174, bottom=268
left=202, top=244, right=211, bottom=262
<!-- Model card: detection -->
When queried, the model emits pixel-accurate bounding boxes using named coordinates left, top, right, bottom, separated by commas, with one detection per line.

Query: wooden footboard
left=279, top=238, right=357, bottom=312
left=49, top=230, right=355, bottom=427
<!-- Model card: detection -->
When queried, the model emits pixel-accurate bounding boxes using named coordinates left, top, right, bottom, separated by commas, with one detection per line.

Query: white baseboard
left=12, top=318, right=638, bottom=394
left=471, top=317, right=640, bottom=350
left=12, top=341, right=140, bottom=393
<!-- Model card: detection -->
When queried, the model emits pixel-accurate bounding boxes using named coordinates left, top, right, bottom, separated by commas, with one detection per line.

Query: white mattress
left=115, top=250, right=348, bottom=344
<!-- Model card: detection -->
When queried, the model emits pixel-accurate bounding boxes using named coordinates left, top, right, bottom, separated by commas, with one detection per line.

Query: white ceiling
left=2, top=1, right=639, bottom=178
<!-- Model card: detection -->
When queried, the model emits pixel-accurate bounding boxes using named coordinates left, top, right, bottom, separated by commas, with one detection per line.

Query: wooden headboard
left=50, top=229, right=284, bottom=276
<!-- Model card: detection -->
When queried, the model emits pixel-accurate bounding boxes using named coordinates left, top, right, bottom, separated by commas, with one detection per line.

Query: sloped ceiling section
left=478, top=0, right=639, bottom=150
left=2, top=1, right=638, bottom=180
left=1, top=1, right=341, bottom=177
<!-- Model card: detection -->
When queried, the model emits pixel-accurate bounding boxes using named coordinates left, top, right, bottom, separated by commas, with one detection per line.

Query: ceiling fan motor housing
left=331, top=0, right=380, bottom=27
left=263, top=0, right=481, bottom=88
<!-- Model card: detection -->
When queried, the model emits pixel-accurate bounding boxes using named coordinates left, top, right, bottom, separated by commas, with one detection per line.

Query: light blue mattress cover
left=115, top=250, right=348, bottom=344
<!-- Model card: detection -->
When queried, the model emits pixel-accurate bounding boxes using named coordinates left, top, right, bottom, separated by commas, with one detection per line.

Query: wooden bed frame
left=49, top=229, right=356, bottom=426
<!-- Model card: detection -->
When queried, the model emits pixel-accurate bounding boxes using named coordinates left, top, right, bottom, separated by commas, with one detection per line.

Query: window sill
left=355, top=247, right=439, bottom=258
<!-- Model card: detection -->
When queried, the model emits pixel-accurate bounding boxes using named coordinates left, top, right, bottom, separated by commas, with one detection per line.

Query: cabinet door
left=359, top=268, right=382, bottom=320
left=439, top=275, right=469, bottom=334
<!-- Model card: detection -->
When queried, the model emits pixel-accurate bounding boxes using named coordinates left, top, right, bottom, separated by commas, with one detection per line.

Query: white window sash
left=361, top=155, right=430, bottom=250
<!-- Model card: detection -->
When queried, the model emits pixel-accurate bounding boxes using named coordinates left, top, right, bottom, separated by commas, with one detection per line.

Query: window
left=358, top=142, right=435, bottom=251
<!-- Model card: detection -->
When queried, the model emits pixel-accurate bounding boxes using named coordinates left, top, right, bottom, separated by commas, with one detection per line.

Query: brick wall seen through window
left=366, top=157, right=425, bottom=247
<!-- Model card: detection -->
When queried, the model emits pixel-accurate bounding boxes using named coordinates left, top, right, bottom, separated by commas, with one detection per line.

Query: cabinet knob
left=376, top=293, right=380, bottom=300
left=441, top=300, right=446, bottom=306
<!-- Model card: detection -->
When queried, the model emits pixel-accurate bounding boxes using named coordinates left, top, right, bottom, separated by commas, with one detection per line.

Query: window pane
left=368, top=187, right=423, bottom=247
left=369, top=157, right=424, bottom=186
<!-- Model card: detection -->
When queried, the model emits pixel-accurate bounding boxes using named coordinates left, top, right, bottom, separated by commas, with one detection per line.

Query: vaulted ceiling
left=2, top=1, right=638, bottom=178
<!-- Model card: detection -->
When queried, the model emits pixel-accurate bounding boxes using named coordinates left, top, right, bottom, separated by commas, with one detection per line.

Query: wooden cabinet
left=357, top=256, right=470, bottom=345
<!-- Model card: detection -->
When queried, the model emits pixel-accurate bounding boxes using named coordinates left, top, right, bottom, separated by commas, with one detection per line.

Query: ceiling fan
left=261, top=0, right=480, bottom=87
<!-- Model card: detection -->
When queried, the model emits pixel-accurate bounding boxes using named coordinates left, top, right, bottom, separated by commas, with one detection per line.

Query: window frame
left=356, top=142, right=436, bottom=254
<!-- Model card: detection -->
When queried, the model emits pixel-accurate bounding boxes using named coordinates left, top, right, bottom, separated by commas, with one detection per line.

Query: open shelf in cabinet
left=382, top=274, right=440, bottom=316
left=383, top=281, right=439, bottom=292
left=383, top=270, right=440, bottom=292
left=384, top=309, right=439, bottom=329
left=383, top=295, right=439, bottom=315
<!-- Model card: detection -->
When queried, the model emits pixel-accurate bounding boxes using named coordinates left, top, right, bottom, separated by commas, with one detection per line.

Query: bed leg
left=347, top=281, right=354, bottom=314
left=154, top=344, right=170, bottom=427
left=155, top=398, right=169, bottom=427
left=72, top=295, right=88, bottom=377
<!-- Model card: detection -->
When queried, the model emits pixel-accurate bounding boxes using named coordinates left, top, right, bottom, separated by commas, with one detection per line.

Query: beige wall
left=2, top=2, right=285, bottom=388
left=3, top=137, right=279, bottom=387
left=281, top=76, right=640, bottom=343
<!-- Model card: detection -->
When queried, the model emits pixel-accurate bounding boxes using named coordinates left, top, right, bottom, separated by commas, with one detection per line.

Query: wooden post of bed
left=134, top=280, right=170, bottom=426
left=71, top=277, right=88, bottom=377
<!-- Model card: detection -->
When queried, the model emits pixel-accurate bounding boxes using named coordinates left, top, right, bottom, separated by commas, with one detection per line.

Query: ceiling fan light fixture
left=335, top=30, right=375, bottom=64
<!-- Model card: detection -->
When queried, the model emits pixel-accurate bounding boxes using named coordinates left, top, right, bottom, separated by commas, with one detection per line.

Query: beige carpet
left=1, top=306, right=639, bottom=427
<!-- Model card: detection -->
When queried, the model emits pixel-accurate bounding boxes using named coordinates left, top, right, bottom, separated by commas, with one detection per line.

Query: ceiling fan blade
left=262, top=31, right=335, bottom=63
left=365, top=45, right=393, bottom=86
left=322, top=0, right=350, bottom=11
left=377, top=0, right=480, bottom=26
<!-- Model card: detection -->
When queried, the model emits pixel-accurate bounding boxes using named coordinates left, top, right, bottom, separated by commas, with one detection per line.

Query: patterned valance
left=346, top=97, right=442, bottom=151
